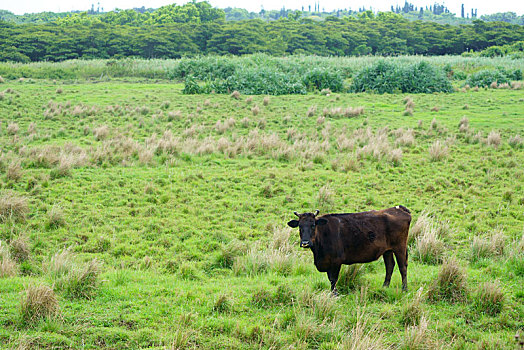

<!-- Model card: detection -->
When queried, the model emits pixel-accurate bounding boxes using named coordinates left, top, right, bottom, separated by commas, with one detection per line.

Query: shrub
left=212, top=67, right=306, bottom=95
left=19, top=284, right=59, bottom=325
left=473, top=281, right=505, bottom=316
left=465, top=69, right=509, bottom=88
left=0, top=191, right=29, bottom=222
left=303, top=68, right=344, bottom=92
left=428, top=258, right=467, bottom=302
left=351, top=61, right=452, bottom=94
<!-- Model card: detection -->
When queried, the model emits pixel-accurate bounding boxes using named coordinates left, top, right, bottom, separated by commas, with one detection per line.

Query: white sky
left=1, top=0, right=523, bottom=17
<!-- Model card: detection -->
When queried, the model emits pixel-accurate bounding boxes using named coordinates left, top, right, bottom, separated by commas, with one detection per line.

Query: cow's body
left=288, top=206, right=411, bottom=293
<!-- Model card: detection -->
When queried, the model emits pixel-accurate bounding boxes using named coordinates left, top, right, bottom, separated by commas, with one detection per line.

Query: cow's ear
left=316, top=218, right=328, bottom=226
left=287, top=220, right=299, bottom=228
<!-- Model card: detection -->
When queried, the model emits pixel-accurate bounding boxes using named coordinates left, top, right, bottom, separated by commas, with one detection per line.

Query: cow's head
left=287, top=210, right=327, bottom=248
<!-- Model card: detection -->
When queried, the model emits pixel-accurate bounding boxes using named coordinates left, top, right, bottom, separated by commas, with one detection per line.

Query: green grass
left=0, top=76, right=523, bottom=349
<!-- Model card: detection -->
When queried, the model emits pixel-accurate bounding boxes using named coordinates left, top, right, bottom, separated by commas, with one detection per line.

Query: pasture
left=0, top=71, right=523, bottom=349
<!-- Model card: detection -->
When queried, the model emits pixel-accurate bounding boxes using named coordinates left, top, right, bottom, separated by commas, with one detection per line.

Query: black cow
left=287, top=206, right=411, bottom=293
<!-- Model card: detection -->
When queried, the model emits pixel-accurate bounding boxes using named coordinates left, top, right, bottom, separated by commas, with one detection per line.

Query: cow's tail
left=397, top=205, right=411, bottom=214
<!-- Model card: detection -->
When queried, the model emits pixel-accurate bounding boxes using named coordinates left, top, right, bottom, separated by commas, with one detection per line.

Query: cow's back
left=317, top=207, right=411, bottom=265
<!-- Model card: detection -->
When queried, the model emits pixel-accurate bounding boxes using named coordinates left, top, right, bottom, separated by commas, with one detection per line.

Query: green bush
left=303, top=68, right=344, bottom=92
left=351, top=60, right=402, bottom=94
left=212, top=68, right=306, bottom=95
left=465, top=69, right=509, bottom=87
left=351, top=60, right=452, bottom=94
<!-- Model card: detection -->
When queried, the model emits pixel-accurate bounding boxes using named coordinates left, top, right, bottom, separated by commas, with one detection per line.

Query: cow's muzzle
left=300, top=241, right=312, bottom=248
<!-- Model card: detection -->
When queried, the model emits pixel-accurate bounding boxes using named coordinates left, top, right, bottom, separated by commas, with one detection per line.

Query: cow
left=287, top=206, right=411, bottom=294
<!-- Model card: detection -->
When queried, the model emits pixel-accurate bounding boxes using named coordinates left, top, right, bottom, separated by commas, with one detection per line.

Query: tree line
left=0, top=7, right=523, bottom=62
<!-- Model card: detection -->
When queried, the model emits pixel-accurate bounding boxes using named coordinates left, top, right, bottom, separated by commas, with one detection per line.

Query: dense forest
left=0, top=1, right=523, bottom=62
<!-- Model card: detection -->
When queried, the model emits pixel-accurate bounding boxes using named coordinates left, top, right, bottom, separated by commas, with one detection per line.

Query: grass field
left=0, top=76, right=523, bottom=349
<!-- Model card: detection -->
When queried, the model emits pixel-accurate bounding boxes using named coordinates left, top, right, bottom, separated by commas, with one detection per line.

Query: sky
left=1, top=0, right=523, bottom=17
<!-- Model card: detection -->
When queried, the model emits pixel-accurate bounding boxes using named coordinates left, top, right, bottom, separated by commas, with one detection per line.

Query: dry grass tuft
left=0, top=191, right=29, bottom=222
left=508, top=134, right=523, bottom=149
left=487, top=130, right=501, bottom=148
left=93, top=125, right=109, bottom=141
left=1, top=240, right=18, bottom=277
left=414, top=226, right=444, bottom=264
left=399, top=316, right=440, bottom=350
left=428, top=258, right=467, bottom=302
left=19, top=284, right=59, bottom=324
left=400, top=288, right=424, bottom=326
left=394, top=128, right=416, bottom=147
left=316, top=184, right=335, bottom=212
left=428, top=140, right=449, bottom=161
left=408, top=211, right=431, bottom=245
left=7, top=160, right=23, bottom=182
left=10, top=234, right=30, bottom=263
left=245, top=96, right=253, bottom=104
left=458, top=117, right=469, bottom=132
left=306, top=105, right=317, bottom=117
left=430, top=106, right=440, bottom=112
left=45, top=247, right=74, bottom=279
left=474, top=281, right=505, bottom=316
left=471, top=228, right=506, bottom=260
left=511, top=81, right=524, bottom=90
left=263, top=96, right=270, bottom=106
left=230, top=90, right=240, bottom=99
left=404, top=97, right=415, bottom=110
left=430, top=118, right=438, bottom=130
left=403, top=108, right=413, bottom=116
left=0, top=76, right=4, bottom=83
left=490, top=81, right=498, bottom=89
left=47, top=205, right=66, bottom=228
left=7, top=122, right=20, bottom=135
left=340, top=310, right=385, bottom=350
left=56, top=258, right=102, bottom=299
left=251, top=105, right=260, bottom=116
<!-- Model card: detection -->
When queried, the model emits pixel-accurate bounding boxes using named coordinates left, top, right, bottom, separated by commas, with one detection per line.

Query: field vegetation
left=0, top=57, right=523, bottom=349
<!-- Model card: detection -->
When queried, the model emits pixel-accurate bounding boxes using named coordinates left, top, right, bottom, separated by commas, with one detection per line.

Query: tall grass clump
left=473, top=281, right=505, bottom=316
left=9, top=234, right=30, bottom=263
left=471, top=229, right=506, bottom=261
left=336, top=264, right=365, bottom=293
left=399, top=316, right=439, bottom=350
left=339, top=310, right=385, bottom=350
left=428, top=140, right=449, bottom=161
left=400, top=288, right=424, bottom=326
left=54, top=258, right=101, bottom=299
left=19, top=284, right=59, bottom=325
left=1, top=240, right=18, bottom=277
left=414, top=225, right=444, bottom=265
left=351, top=61, right=452, bottom=94
left=428, top=258, right=467, bottom=302
left=0, top=191, right=29, bottom=222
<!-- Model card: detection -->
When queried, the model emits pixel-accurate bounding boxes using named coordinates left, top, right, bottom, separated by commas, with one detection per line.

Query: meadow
left=0, top=59, right=523, bottom=349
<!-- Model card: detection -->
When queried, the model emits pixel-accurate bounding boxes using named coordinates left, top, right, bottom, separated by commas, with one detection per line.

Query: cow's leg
left=327, top=265, right=341, bottom=295
left=394, top=248, right=408, bottom=291
left=382, top=251, right=395, bottom=288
